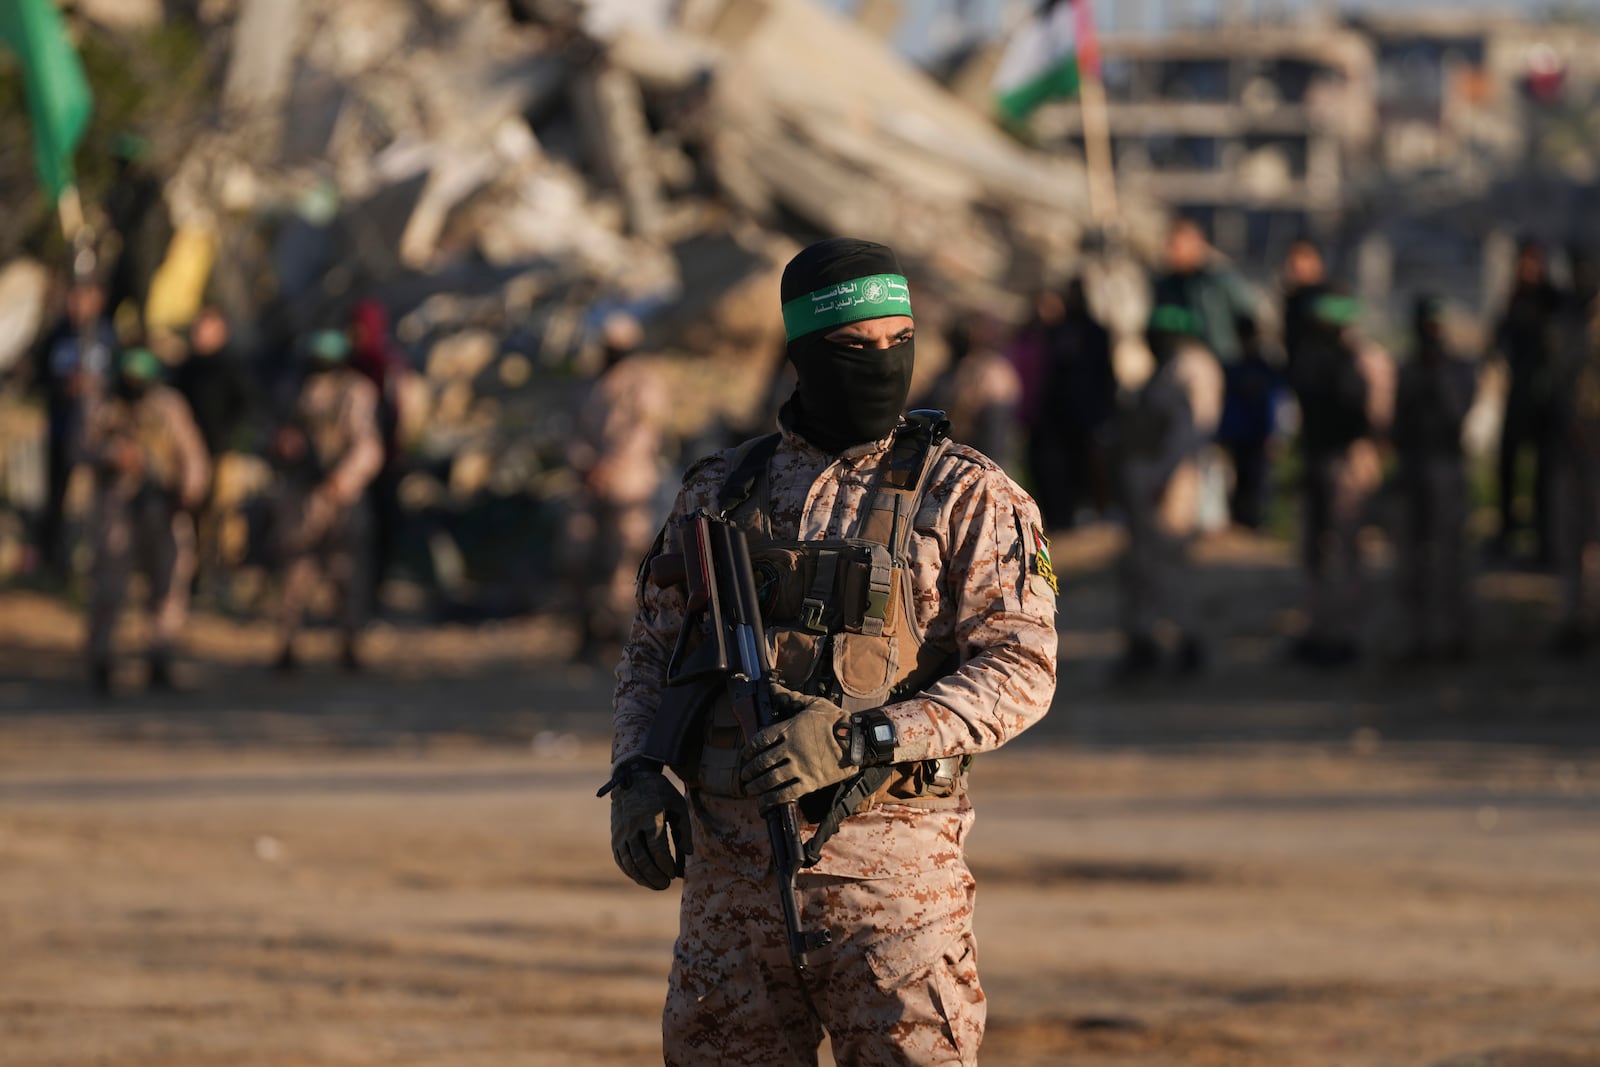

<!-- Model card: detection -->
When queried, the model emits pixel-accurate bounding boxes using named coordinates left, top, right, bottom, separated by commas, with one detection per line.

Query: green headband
left=120, top=347, right=162, bottom=382
left=309, top=329, right=351, bottom=362
left=782, top=273, right=913, bottom=342
left=1314, top=295, right=1361, bottom=326
left=1148, top=304, right=1201, bottom=336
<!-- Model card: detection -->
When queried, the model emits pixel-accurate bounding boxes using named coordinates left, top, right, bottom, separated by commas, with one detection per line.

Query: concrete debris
left=0, top=260, right=50, bottom=377
left=2, top=0, right=1155, bottom=596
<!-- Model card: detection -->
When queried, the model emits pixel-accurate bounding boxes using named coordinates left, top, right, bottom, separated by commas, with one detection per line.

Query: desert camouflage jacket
left=612, top=418, right=1059, bottom=878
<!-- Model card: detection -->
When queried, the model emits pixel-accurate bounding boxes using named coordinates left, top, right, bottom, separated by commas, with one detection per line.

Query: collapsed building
left=0, top=0, right=1160, bottom=602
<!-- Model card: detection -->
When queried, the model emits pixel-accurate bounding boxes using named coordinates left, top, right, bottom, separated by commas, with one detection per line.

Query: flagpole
left=1074, top=0, right=1120, bottom=230
left=57, top=184, right=85, bottom=243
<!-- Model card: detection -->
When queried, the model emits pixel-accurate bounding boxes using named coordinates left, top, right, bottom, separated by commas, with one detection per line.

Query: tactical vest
left=681, top=414, right=969, bottom=821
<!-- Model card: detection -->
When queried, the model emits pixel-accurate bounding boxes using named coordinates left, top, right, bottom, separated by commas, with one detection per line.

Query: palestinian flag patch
left=1030, top=523, right=1059, bottom=596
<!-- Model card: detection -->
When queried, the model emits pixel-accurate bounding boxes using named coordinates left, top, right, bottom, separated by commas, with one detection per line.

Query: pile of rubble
left=2, top=0, right=1162, bottom=600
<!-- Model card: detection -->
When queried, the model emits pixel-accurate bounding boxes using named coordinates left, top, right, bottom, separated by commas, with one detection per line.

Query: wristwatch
left=848, top=709, right=898, bottom=767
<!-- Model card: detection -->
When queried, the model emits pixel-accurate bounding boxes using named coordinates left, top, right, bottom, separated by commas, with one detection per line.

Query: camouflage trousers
left=274, top=487, right=372, bottom=644
left=664, top=859, right=984, bottom=1066
left=87, top=488, right=196, bottom=665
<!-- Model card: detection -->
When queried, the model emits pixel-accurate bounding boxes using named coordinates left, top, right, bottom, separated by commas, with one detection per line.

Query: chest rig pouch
left=671, top=412, right=968, bottom=827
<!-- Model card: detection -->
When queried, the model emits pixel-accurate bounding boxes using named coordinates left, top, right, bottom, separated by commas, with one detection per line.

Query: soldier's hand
left=609, top=765, right=692, bottom=890
left=739, top=685, right=855, bottom=812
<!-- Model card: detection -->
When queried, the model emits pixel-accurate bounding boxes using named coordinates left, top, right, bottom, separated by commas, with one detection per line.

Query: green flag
left=0, top=0, right=93, bottom=201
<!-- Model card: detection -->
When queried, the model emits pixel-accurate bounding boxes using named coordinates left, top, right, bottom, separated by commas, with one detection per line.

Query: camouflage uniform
left=613, top=419, right=1059, bottom=1065
left=274, top=367, right=384, bottom=653
left=83, top=383, right=210, bottom=673
left=568, top=356, right=672, bottom=649
left=1115, top=338, right=1224, bottom=651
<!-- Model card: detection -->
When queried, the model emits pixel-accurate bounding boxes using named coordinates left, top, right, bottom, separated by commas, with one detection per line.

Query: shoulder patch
left=1029, top=522, right=1059, bottom=595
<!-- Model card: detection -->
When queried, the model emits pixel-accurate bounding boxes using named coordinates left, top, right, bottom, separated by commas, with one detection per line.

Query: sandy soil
left=2, top=527, right=1599, bottom=1066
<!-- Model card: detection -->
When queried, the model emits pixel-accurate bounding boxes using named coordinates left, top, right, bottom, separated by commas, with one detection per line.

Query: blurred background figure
left=1393, top=296, right=1478, bottom=663
left=270, top=329, right=383, bottom=672
left=1215, top=312, right=1283, bottom=531
left=30, top=278, right=116, bottom=576
left=1281, top=239, right=1328, bottom=374
left=1151, top=218, right=1268, bottom=529
left=1010, top=287, right=1071, bottom=529
left=1492, top=238, right=1565, bottom=564
left=347, top=298, right=406, bottom=613
left=1152, top=220, right=1263, bottom=370
left=174, top=306, right=253, bottom=464
left=1287, top=292, right=1393, bottom=668
left=919, top=311, right=1021, bottom=468
left=83, top=347, right=209, bottom=695
left=1034, top=277, right=1116, bottom=530
left=1111, top=305, right=1223, bottom=680
left=1550, top=298, right=1600, bottom=658
left=173, top=305, right=255, bottom=597
left=102, top=134, right=172, bottom=332
left=565, top=311, right=671, bottom=663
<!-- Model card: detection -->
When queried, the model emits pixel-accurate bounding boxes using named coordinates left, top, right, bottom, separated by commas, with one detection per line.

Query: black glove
left=608, top=762, right=692, bottom=890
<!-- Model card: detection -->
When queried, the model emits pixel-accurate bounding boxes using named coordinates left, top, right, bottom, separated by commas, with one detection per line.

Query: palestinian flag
left=992, top=0, right=1100, bottom=126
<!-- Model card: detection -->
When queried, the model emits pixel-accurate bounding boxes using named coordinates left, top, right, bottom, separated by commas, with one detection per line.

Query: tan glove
left=609, top=764, right=692, bottom=891
left=738, top=684, right=855, bottom=812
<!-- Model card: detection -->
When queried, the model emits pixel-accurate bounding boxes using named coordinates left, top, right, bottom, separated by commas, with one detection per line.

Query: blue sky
left=818, top=0, right=1600, bottom=61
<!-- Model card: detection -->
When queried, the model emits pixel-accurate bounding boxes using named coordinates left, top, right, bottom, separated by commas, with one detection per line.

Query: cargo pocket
left=928, top=933, right=984, bottom=1062
left=768, top=627, right=825, bottom=691
left=832, top=631, right=897, bottom=705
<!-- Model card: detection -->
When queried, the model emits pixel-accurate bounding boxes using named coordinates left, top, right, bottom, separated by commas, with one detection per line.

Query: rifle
left=647, top=509, right=832, bottom=971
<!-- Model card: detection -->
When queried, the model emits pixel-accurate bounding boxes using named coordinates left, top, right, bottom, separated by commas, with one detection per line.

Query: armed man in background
left=1393, top=296, right=1479, bottom=662
left=83, top=348, right=210, bottom=695
left=604, top=238, right=1058, bottom=1065
left=270, top=329, right=383, bottom=672
left=1111, top=305, right=1224, bottom=679
left=566, top=311, right=672, bottom=663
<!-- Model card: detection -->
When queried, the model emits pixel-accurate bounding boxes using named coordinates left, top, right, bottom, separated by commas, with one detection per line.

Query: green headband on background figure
left=1313, top=294, right=1362, bottom=326
left=119, top=347, right=162, bottom=382
left=1147, top=304, right=1202, bottom=337
left=781, top=273, right=913, bottom=342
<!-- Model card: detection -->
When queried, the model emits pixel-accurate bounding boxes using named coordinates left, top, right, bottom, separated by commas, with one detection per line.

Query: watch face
left=872, top=723, right=895, bottom=745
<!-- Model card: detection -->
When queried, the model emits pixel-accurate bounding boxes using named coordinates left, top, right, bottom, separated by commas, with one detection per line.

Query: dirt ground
left=2, top=526, right=1599, bottom=1066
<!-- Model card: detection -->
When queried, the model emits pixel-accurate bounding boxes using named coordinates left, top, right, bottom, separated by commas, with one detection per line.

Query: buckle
left=800, top=597, right=828, bottom=633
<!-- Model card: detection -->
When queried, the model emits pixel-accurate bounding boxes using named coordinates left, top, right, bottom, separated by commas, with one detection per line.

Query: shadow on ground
left=2, top=524, right=1597, bottom=752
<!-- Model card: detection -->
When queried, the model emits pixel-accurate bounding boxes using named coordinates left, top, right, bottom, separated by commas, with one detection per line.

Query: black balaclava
left=779, top=238, right=915, bottom=454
